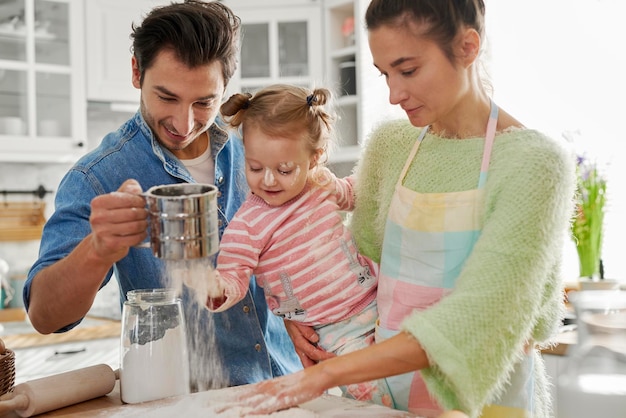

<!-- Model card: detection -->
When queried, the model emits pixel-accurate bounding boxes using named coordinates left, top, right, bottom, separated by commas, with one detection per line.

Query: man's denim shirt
left=26, top=112, right=301, bottom=385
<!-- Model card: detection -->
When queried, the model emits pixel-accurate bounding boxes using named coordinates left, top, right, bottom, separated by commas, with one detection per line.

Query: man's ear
left=131, top=56, right=141, bottom=89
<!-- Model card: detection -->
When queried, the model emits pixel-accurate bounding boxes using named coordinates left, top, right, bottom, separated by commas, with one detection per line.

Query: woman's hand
left=227, top=332, right=430, bottom=415
left=231, top=368, right=327, bottom=414
left=283, top=320, right=335, bottom=367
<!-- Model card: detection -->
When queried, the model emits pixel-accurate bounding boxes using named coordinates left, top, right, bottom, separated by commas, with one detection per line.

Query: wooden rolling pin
left=0, top=364, right=117, bottom=417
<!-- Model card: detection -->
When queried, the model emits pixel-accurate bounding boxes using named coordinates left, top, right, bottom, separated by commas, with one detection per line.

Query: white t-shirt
left=181, top=141, right=214, bottom=184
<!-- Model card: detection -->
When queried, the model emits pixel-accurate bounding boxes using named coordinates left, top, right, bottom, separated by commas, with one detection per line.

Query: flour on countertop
left=102, top=386, right=319, bottom=417
left=99, top=390, right=418, bottom=417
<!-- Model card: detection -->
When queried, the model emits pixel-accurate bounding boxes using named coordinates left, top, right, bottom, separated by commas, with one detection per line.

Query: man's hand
left=283, top=320, right=335, bottom=367
left=89, top=179, right=148, bottom=264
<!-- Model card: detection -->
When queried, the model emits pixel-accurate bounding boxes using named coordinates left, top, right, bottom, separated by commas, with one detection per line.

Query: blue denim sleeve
left=25, top=165, right=117, bottom=331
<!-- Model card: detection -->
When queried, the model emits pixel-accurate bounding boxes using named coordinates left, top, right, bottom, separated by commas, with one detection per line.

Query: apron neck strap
left=478, top=99, right=499, bottom=188
left=397, top=99, right=499, bottom=188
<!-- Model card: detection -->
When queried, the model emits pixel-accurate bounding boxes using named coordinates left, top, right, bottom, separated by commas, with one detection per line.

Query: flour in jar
left=120, top=326, right=190, bottom=404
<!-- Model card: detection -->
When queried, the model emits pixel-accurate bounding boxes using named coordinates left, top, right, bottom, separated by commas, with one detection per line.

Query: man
left=25, top=0, right=300, bottom=389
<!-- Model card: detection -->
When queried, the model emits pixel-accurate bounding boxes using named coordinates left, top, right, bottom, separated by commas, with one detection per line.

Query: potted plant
left=571, top=153, right=607, bottom=280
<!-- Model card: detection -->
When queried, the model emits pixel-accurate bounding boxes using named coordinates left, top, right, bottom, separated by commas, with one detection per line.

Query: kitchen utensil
left=120, top=289, right=189, bottom=404
left=141, top=183, right=219, bottom=260
left=0, top=364, right=116, bottom=417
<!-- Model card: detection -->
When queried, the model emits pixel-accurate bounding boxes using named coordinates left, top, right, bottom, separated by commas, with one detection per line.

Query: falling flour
left=165, top=258, right=222, bottom=309
left=164, top=258, right=228, bottom=391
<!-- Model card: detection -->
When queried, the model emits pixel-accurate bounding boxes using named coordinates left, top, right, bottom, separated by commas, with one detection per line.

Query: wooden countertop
left=1, top=381, right=419, bottom=417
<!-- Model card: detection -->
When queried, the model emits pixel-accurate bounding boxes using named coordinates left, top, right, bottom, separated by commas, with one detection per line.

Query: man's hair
left=131, top=0, right=241, bottom=86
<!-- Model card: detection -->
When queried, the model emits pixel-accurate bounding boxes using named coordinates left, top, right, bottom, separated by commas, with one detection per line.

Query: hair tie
left=242, top=97, right=250, bottom=109
left=306, top=94, right=315, bottom=107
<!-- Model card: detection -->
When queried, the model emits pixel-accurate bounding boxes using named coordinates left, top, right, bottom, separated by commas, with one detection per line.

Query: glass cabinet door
left=0, top=0, right=26, bottom=62
left=240, top=23, right=270, bottom=79
left=230, top=5, right=322, bottom=96
left=35, top=1, right=71, bottom=138
left=240, top=20, right=310, bottom=80
left=36, top=72, right=70, bottom=137
left=0, top=0, right=84, bottom=161
left=278, top=21, right=309, bottom=77
left=34, top=1, right=69, bottom=66
left=0, top=0, right=27, bottom=135
left=0, top=69, right=27, bottom=135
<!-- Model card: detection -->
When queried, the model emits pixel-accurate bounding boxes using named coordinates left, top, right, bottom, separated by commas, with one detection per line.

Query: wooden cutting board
left=0, top=202, right=45, bottom=242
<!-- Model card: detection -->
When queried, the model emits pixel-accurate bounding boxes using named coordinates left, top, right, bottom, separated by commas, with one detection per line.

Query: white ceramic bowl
left=578, top=278, right=619, bottom=291
left=0, top=117, right=25, bottom=135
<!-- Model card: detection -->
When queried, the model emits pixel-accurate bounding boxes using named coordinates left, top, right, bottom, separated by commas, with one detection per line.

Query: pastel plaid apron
left=376, top=101, right=534, bottom=417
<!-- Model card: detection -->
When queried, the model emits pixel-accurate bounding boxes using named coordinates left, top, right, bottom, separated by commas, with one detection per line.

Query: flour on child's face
left=264, top=167, right=277, bottom=186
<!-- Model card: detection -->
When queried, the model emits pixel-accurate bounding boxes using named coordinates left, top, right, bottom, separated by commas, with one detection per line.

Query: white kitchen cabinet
left=323, top=0, right=403, bottom=169
left=84, top=0, right=162, bottom=104
left=0, top=0, right=86, bottom=163
left=224, top=1, right=323, bottom=98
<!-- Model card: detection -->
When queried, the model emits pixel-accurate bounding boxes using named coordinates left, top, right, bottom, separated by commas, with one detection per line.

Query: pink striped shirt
left=212, top=171, right=378, bottom=325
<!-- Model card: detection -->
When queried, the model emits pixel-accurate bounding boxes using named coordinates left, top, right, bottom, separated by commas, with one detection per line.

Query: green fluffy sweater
left=350, top=119, right=577, bottom=418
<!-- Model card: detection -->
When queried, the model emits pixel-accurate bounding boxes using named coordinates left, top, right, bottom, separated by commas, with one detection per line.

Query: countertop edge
left=1, top=309, right=120, bottom=349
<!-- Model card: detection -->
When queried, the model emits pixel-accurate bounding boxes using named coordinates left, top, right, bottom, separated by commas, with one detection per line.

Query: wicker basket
left=0, top=345, right=15, bottom=396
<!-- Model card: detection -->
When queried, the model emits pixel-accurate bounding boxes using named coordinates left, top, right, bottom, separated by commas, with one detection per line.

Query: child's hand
left=207, top=294, right=227, bottom=310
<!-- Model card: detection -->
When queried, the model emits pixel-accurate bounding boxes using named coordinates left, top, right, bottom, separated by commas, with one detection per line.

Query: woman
left=234, top=1, right=576, bottom=417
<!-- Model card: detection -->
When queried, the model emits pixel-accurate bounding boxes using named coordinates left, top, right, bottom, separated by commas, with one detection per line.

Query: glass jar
left=120, top=288, right=190, bottom=404
left=557, top=290, right=626, bottom=417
